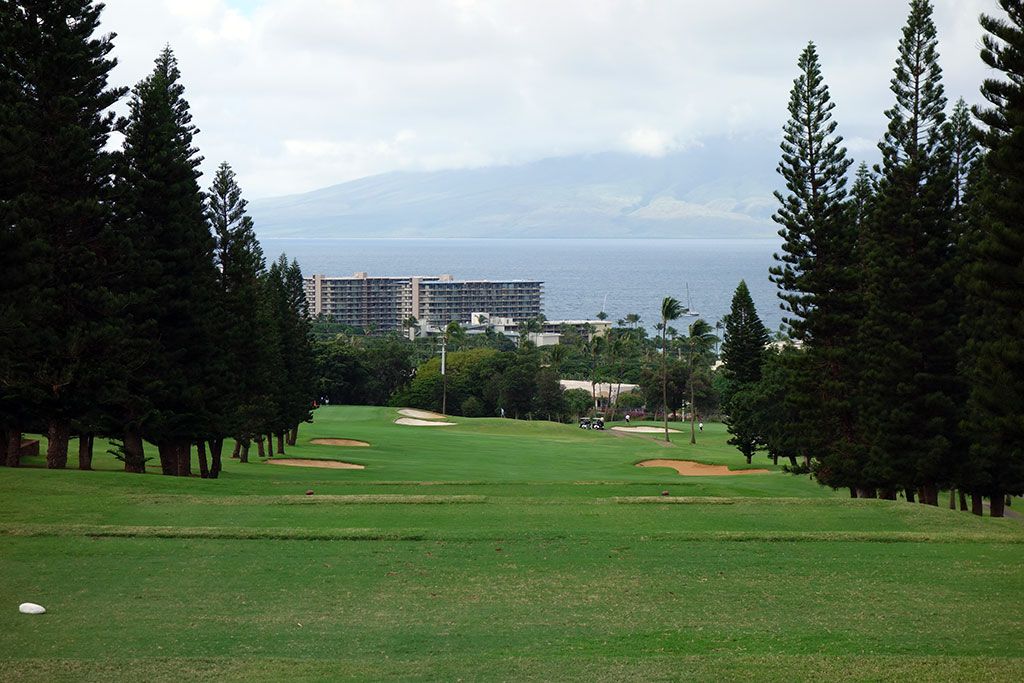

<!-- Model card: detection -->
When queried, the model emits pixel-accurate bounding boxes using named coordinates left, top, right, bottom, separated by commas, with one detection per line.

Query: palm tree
left=684, top=319, right=717, bottom=444
left=625, top=313, right=642, bottom=329
left=596, top=311, right=608, bottom=321
left=660, top=297, right=683, bottom=442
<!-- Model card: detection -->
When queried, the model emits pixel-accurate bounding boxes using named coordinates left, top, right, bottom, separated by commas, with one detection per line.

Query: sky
left=100, top=0, right=999, bottom=198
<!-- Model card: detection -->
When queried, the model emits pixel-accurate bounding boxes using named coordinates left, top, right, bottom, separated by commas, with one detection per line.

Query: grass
left=1, top=406, right=1021, bottom=681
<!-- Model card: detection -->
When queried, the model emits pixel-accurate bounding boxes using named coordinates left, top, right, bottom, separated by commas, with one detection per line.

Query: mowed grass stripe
left=1, top=523, right=1020, bottom=544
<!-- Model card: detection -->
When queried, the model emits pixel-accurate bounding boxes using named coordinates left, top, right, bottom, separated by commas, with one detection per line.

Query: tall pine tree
left=0, top=2, right=124, bottom=468
left=960, top=0, right=1024, bottom=516
left=858, top=0, right=958, bottom=504
left=768, top=42, right=861, bottom=493
left=116, top=46, right=220, bottom=476
left=721, top=280, right=770, bottom=463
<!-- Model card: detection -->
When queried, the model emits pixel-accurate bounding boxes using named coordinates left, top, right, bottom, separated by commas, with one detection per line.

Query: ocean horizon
left=262, top=237, right=788, bottom=334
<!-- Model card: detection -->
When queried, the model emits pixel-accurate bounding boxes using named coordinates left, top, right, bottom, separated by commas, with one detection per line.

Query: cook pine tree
left=857, top=0, right=958, bottom=504
left=0, top=1, right=125, bottom=470
left=721, top=280, right=770, bottom=463
left=960, top=0, right=1024, bottom=517
left=116, top=46, right=221, bottom=476
left=768, top=41, right=860, bottom=494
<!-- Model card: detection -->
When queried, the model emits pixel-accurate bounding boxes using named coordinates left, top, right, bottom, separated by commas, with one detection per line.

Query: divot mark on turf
left=266, top=459, right=365, bottom=470
left=395, top=417, right=456, bottom=426
left=310, top=438, right=370, bottom=447
left=635, top=459, right=770, bottom=476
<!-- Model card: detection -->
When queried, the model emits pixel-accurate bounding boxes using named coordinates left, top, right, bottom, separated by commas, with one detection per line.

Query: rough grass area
left=1, top=406, right=1021, bottom=681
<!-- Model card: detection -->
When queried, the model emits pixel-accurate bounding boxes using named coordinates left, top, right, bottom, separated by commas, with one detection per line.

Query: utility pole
left=440, top=333, right=448, bottom=416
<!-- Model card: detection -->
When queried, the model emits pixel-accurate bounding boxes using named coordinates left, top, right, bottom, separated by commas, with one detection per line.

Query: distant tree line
left=0, top=2, right=316, bottom=476
left=720, top=0, right=1024, bottom=516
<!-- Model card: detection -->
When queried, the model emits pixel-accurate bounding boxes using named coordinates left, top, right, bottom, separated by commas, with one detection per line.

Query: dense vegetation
left=0, top=2, right=316, bottom=477
left=720, top=0, right=1024, bottom=516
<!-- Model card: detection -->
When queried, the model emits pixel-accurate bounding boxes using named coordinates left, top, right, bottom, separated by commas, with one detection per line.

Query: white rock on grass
left=19, top=603, right=46, bottom=615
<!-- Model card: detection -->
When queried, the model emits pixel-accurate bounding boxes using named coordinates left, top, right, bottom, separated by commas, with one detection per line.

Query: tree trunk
left=175, top=441, right=192, bottom=477
left=802, top=454, right=810, bottom=468
left=849, top=488, right=858, bottom=498
left=959, top=490, right=968, bottom=511
left=689, top=382, right=696, bottom=445
left=7, top=429, right=22, bottom=467
left=158, top=442, right=176, bottom=475
left=921, top=482, right=938, bottom=506
left=209, top=438, right=224, bottom=479
left=772, top=453, right=779, bottom=466
left=78, top=434, right=94, bottom=471
left=0, top=429, right=7, bottom=466
left=879, top=488, right=897, bottom=500
left=989, top=492, right=1005, bottom=518
left=856, top=487, right=877, bottom=499
left=288, top=425, right=298, bottom=446
left=255, top=436, right=266, bottom=458
left=231, top=440, right=241, bottom=459
left=949, top=489, right=956, bottom=510
left=123, top=429, right=146, bottom=474
left=46, top=417, right=70, bottom=469
left=971, top=493, right=984, bottom=516
left=276, top=432, right=285, bottom=454
left=787, top=455, right=797, bottom=468
left=196, top=440, right=209, bottom=479
left=905, top=488, right=916, bottom=503
left=240, top=438, right=250, bottom=463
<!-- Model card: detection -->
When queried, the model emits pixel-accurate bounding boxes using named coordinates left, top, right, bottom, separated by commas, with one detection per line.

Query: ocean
left=260, top=237, right=787, bottom=334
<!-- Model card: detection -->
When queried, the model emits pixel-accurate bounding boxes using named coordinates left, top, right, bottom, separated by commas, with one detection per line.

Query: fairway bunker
left=636, top=459, right=770, bottom=476
left=395, top=417, right=456, bottom=426
left=613, top=426, right=681, bottom=434
left=266, top=459, right=365, bottom=470
left=310, top=438, right=370, bottom=447
left=398, top=408, right=448, bottom=420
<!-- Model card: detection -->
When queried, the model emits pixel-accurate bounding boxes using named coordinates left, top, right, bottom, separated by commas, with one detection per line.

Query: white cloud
left=99, top=0, right=999, bottom=197
left=622, top=127, right=676, bottom=157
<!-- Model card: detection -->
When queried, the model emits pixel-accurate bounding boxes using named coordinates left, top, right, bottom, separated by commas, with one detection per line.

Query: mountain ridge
left=248, top=136, right=783, bottom=239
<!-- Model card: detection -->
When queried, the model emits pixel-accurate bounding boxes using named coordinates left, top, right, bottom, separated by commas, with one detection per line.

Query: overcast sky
left=100, top=0, right=998, bottom=198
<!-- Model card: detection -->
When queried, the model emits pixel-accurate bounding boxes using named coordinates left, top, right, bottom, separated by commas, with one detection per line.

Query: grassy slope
left=1, top=406, right=1021, bottom=681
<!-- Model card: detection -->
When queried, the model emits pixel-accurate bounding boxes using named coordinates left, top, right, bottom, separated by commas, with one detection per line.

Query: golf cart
left=579, top=416, right=605, bottom=430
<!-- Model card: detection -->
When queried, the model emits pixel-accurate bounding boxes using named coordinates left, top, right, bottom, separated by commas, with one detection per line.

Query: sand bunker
left=266, top=458, right=365, bottom=470
left=395, top=417, right=456, bottom=427
left=636, top=459, right=770, bottom=476
left=613, top=426, right=681, bottom=434
left=398, top=408, right=448, bottom=420
left=310, top=438, right=370, bottom=447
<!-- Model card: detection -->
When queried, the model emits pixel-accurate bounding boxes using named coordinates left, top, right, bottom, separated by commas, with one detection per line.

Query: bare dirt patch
left=635, top=459, right=770, bottom=476
left=398, top=408, right=448, bottom=420
left=266, top=458, right=365, bottom=470
left=612, top=426, right=681, bottom=434
left=395, top=417, right=456, bottom=427
left=310, top=438, right=370, bottom=447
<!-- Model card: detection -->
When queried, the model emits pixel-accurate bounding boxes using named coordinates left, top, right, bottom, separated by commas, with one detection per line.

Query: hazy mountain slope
left=249, top=136, right=782, bottom=238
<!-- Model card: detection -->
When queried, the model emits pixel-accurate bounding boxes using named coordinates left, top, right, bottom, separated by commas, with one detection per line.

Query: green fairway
left=1, top=406, right=1022, bottom=681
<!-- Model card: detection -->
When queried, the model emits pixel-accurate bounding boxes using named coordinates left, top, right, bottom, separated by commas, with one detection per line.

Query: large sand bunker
left=613, top=426, right=681, bottom=434
left=398, top=408, right=448, bottom=420
left=310, top=438, right=370, bottom=447
left=266, top=458, right=365, bottom=470
left=636, top=459, right=770, bottom=476
left=395, top=417, right=456, bottom=427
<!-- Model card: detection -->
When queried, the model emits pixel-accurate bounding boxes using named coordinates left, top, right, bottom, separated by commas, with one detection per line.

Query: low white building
left=559, top=379, right=640, bottom=408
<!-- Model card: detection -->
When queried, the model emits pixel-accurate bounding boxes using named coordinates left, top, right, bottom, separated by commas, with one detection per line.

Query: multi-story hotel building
left=304, top=272, right=544, bottom=332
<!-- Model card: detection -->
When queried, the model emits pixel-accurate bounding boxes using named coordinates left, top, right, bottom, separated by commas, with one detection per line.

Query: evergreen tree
left=858, top=0, right=958, bottom=504
left=0, top=1, right=125, bottom=468
left=207, top=161, right=272, bottom=476
left=768, top=41, right=861, bottom=493
left=116, top=46, right=220, bottom=476
left=721, top=281, right=770, bottom=461
left=946, top=97, right=980, bottom=216
left=720, top=281, right=769, bottom=392
left=960, top=0, right=1024, bottom=516
left=849, top=162, right=876, bottom=229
